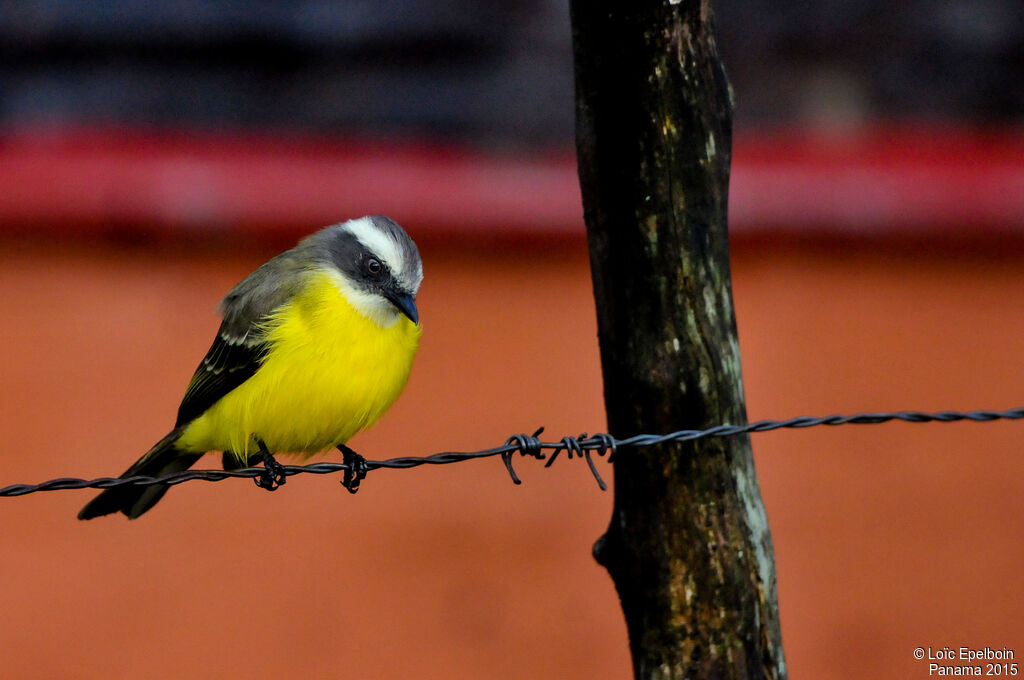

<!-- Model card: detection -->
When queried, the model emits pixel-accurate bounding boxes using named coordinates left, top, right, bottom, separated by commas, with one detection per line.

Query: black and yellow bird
left=79, top=216, right=423, bottom=519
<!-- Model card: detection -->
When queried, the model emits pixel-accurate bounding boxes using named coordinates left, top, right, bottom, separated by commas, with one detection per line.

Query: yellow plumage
left=177, top=270, right=421, bottom=461
left=78, top=216, right=423, bottom=520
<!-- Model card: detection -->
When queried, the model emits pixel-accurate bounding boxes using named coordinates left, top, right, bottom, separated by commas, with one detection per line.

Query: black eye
left=365, top=258, right=383, bottom=276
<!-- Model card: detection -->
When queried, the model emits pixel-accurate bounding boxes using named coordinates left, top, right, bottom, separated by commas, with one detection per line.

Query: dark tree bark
left=570, top=1, right=786, bottom=679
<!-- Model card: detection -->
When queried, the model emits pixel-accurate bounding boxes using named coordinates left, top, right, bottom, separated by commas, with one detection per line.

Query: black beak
left=385, top=290, right=419, bottom=324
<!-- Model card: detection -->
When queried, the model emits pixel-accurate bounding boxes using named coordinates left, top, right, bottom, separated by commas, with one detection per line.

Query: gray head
left=308, top=215, right=423, bottom=327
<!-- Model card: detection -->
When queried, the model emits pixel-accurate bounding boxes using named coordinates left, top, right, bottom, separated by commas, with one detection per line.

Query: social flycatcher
left=79, top=216, right=423, bottom=520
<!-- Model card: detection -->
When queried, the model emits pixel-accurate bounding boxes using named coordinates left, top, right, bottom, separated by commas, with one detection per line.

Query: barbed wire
left=2, top=406, right=1022, bottom=498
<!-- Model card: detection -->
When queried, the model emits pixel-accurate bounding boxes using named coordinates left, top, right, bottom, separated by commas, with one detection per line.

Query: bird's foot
left=338, top=444, right=368, bottom=494
left=254, top=440, right=287, bottom=491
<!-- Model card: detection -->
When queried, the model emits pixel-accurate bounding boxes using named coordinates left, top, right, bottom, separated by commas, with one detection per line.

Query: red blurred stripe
left=732, top=127, right=1024, bottom=236
left=0, top=125, right=1021, bottom=242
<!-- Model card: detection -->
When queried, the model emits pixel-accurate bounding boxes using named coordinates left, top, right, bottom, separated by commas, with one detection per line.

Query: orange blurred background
left=2, top=2, right=1023, bottom=677
left=2, top=233, right=1022, bottom=679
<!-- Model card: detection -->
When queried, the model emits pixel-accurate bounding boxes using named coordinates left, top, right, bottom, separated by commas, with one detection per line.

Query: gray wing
left=175, top=248, right=312, bottom=427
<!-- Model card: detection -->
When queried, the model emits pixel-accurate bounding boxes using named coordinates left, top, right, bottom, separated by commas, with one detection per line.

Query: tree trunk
left=569, top=1, right=787, bottom=678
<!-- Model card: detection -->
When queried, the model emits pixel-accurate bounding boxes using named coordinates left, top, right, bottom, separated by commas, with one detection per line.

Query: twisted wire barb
left=2, top=407, right=1022, bottom=498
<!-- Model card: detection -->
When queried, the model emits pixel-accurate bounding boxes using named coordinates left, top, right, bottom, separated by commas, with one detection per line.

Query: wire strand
left=2, top=406, right=1022, bottom=498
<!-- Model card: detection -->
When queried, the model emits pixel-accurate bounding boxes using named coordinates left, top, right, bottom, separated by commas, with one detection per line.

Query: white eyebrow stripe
left=346, top=217, right=403, bottom=277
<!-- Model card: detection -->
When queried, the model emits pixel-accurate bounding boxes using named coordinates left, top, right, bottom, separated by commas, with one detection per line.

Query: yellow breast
left=178, top=270, right=421, bottom=459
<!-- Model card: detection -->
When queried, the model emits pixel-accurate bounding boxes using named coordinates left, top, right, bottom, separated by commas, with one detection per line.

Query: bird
left=78, top=215, right=423, bottom=520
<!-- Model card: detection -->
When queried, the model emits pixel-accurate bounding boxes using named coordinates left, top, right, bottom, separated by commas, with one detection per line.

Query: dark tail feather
left=78, top=427, right=202, bottom=520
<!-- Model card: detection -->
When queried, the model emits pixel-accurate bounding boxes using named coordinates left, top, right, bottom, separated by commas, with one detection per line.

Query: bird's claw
left=254, top=441, right=287, bottom=491
left=339, top=445, right=368, bottom=494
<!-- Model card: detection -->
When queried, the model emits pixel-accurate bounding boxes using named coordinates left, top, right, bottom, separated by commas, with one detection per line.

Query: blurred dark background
left=1, top=0, right=1020, bottom=241
left=2, top=0, right=1020, bottom=145
left=0, top=0, right=575, bottom=145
